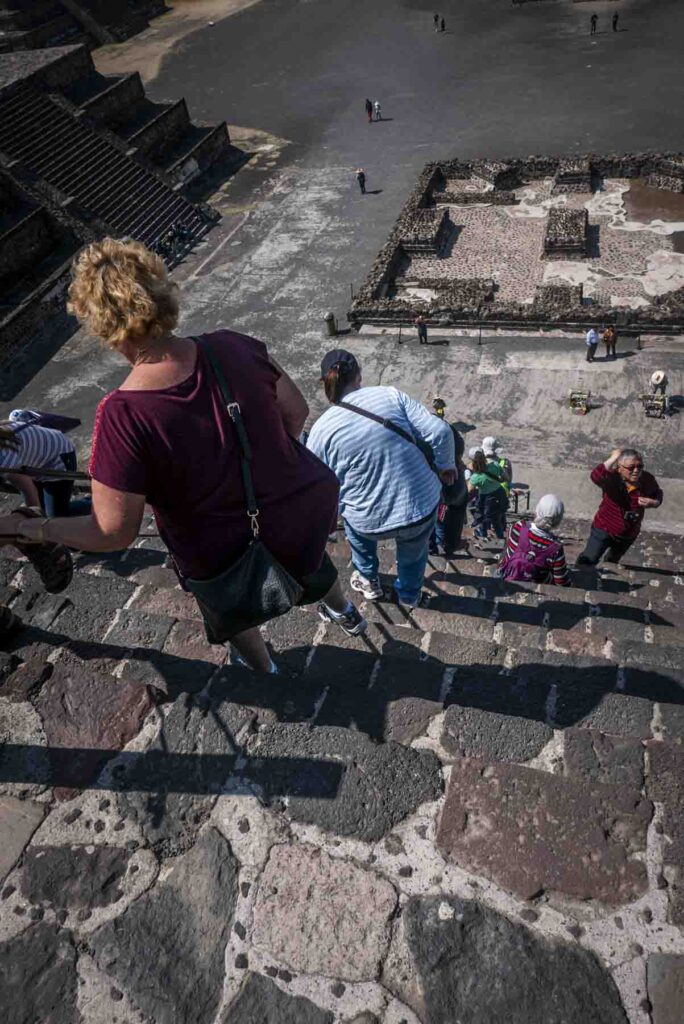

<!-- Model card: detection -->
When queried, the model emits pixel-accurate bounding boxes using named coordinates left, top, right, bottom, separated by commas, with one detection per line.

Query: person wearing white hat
left=498, top=494, right=570, bottom=585
left=467, top=449, right=509, bottom=542
left=482, top=436, right=512, bottom=495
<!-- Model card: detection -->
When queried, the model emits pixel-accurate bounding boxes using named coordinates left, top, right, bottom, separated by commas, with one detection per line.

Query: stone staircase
left=0, top=82, right=210, bottom=247
left=0, top=0, right=166, bottom=53
left=1, top=493, right=683, bottom=1022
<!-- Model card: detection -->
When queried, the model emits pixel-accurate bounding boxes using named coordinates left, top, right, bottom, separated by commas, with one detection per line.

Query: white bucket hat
left=482, top=436, right=501, bottom=456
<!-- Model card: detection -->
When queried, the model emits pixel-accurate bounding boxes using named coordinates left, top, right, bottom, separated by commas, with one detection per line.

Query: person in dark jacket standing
left=612, top=12, right=619, bottom=31
left=365, top=98, right=373, bottom=123
left=590, top=13, right=598, bottom=34
left=356, top=168, right=366, bottom=194
left=440, top=16, right=446, bottom=32
left=576, top=448, right=663, bottom=566
left=433, top=13, right=439, bottom=31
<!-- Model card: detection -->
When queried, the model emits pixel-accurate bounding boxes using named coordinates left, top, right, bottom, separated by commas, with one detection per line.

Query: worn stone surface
left=0, top=797, right=45, bottom=885
left=105, top=609, right=174, bottom=652
left=116, top=690, right=254, bottom=856
left=21, top=845, right=129, bottom=910
left=647, top=953, right=684, bottom=1024
left=442, top=703, right=552, bottom=763
left=563, top=729, right=644, bottom=788
left=0, top=697, right=51, bottom=798
left=35, top=650, right=156, bottom=798
left=222, top=972, right=333, bottom=1024
left=242, top=724, right=442, bottom=842
left=646, top=742, right=684, bottom=924
left=51, top=574, right=136, bottom=644
left=383, top=896, right=628, bottom=1023
left=90, top=827, right=237, bottom=1024
left=0, top=922, right=79, bottom=1024
left=437, top=758, right=651, bottom=902
left=252, top=844, right=396, bottom=981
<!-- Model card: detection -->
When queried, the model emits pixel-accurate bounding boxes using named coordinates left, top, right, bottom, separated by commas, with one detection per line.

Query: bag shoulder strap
left=200, top=338, right=260, bottom=535
left=336, top=400, right=436, bottom=472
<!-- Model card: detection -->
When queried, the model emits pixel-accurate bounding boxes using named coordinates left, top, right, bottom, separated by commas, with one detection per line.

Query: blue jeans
left=36, top=451, right=76, bottom=517
left=344, top=510, right=437, bottom=604
left=475, top=488, right=508, bottom=540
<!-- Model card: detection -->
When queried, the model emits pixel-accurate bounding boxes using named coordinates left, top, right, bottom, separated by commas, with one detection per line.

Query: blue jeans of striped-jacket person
left=344, top=509, right=438, bottom=605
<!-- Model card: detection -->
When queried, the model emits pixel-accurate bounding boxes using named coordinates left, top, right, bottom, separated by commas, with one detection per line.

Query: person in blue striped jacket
left=308, top=350, right=456, bottom=608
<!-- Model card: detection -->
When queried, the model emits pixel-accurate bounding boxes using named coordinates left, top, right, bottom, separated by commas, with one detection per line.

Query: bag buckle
left=226, top=402, right=241, bottom=421
left=248, top=511, right=260, bottom=538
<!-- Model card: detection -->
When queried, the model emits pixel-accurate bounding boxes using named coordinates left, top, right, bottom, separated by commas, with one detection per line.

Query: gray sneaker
left=318, top=602, right=368, bottom=637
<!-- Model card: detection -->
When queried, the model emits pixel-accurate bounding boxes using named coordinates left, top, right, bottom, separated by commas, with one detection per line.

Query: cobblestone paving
left=405, top=179, right=682, bottom=308
left=2, top=486, right=684, bottom=1024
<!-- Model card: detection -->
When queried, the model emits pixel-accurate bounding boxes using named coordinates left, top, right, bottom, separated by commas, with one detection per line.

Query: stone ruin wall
left=348, top=151, right=684, bottom=332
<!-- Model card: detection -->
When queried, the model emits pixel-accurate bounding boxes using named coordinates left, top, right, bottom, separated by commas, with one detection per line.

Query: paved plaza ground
left=2, top=1, right=684, bottom=1023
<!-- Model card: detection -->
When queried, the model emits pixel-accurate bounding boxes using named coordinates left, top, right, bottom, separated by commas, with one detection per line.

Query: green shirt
left=469, top=461, right=503, bottom=494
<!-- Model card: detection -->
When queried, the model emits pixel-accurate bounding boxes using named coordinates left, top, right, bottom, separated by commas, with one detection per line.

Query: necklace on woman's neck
left=133, top=334, right=172, bottom=366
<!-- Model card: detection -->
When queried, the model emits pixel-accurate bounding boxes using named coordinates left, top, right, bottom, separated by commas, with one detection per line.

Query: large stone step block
left=437, top=757, right=652, bottom=903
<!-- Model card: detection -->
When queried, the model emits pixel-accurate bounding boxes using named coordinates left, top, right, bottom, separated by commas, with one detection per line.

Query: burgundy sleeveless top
left=89, top=330, right=339, bottom=580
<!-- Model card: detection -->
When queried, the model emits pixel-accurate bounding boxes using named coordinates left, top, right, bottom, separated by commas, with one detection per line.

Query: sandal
left=12, top=508, right=74, bottom=594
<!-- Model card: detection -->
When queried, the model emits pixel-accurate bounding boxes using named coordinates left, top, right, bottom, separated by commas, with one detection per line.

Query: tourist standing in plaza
left=576, top=448, right=663, bottom=566
left=590, top=14, right=598, bottom=35
left=585, top=326, right=599, bottom=362
left=498, top=494, right=570, bottom=586
left=467, top=450, right=509, bottom=542
left=356, top=168, right=366, bottom=194
left=603, top=324, right=618, bottom=359
left=612, top=12, right=619, bottom=31
left=308, top=349, right=456, bottom=607
left=440, top=16, right=446, bottom=32
left=433, top=13, right=439, bottom=31
left=365, top=98, right=373, bottom=123
left=8, top=239, right=367, bottom=671
left=415, top=314, right=428, bottom=344
left=374, top=100, right=382, bottom=121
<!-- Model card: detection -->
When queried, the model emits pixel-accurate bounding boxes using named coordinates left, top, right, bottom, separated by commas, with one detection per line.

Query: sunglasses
left=621, top=463, right=643, bottom=471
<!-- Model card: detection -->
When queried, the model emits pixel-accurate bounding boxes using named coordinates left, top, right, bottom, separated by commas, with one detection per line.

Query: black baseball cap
left=320, top=349, right=360, bottom=379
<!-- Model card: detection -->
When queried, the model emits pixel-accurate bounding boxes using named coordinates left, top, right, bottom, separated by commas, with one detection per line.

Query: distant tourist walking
left=576, top=448, right=663, bottom=566
left=415, top=314, right=428, bottom=344
left=365, top=98, right=373, bottom=123
left=612, top=12, right=619, bottom=31
left=498, top=494, right=570, bottom=586
left=374, top=100, right=382, bottom=121
left=433, top=13, right=439, bottom=31
left=603, top=324, right=618, bottom=359
left=440, top=16, right=446, bottom=32
left=590, top=14, right=598, bottom=35
left=586, top=326, right=599, bottom=362
left=356, top=168, right=366, bottom=194
left=308, top=349, right=456, bottom=607
left=7, top=239, right=368, bottom=672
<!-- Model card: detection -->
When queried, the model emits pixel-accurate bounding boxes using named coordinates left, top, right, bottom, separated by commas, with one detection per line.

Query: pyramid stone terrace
left=0, top=43, right=232, bottom=367
left=348, top=154, right=684, bottom=334
left=0, top=1, right=166, bottom=53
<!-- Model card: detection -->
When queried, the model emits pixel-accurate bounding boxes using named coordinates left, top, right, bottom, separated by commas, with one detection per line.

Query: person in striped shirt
left=0, top=421, right=77, bottom=516
left=307, top=349, right=456, bottom=607
left=498, top=494, right=571, bottom=587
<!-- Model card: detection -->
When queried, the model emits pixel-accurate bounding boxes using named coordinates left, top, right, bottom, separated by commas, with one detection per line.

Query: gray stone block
left=222, top=973, right=333, bottom=1023
left=21, top=845, right=129, bottom=910
left=647, top=953, right=684, bottom=1024
left=383, top=896, right=628, bottom=1023
left=442, top=704, right=552, bottom=762
left=91, top=827, right=237, bottom=1024
left=242, top=723, right=442, bottom=842
left=563, top=729, right=644, bottom=788
left=0, top=923, right=79, bottom=1024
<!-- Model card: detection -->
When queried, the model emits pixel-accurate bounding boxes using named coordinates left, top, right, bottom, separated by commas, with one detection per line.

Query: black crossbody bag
left=184, top=342, right=303, bottom=643
left=336, top=400, right=438, bottom=473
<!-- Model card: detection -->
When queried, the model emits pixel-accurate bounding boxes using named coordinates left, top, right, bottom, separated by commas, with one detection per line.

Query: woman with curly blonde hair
left=5, top=238, right=364, bottom=669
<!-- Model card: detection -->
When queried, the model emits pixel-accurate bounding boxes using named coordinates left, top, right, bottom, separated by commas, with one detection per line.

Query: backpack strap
left=336, top=400, right=437, bottom=473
